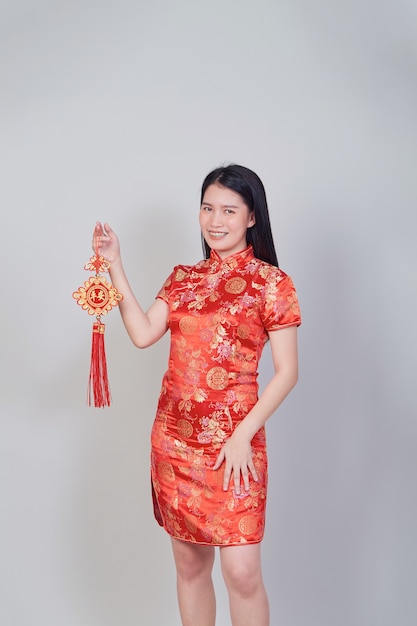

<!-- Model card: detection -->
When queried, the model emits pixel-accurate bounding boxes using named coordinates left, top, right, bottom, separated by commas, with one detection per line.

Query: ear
left=248, top=212, right=256, bottom=228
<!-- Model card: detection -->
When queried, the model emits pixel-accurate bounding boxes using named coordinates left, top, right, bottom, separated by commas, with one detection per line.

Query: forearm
left=237, top=365, right=298, bottom=440
left=214, top=362, right=298, bottom=493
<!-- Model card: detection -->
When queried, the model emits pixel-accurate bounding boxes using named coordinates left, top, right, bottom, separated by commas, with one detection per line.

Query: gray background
left=1, top=1, right=416, bottom=625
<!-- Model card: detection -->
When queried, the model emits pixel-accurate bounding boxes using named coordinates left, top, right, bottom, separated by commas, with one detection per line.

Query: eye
left=201, top=205, right=212, bottom=211
left=225, top=209, right=235, bottom=215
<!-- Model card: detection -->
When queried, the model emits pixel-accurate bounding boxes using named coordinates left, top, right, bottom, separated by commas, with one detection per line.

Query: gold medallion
left=177, top=419, right=193, bottom=438
left=225, top=277, right=247, bottom=294
left=206, top=367, right=229, bottom=390
left=157, top=461, right=175, bottom=482
left=237, top=324, right=250, bottom=339
left=179, top=315, right=198, bottom=335
left=238, top=514, right=258, bottom=536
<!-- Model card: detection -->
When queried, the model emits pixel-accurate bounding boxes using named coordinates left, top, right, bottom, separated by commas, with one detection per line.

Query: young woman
left=94, top=164, right=301, bottom=626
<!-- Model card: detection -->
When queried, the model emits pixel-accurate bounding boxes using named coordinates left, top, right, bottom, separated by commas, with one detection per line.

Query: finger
left=93, top=223, right=103, bottom=241
left=93, top=223, right=103, bottom=253
left=233, top=467, right=241, bottom=495
left=223, top=463, right=232, bottom=492
left=248, top=459, right=258, bottom=483
left=241, top=467, right=250, bottom=492
left=213, top=449, right=225, bottom=471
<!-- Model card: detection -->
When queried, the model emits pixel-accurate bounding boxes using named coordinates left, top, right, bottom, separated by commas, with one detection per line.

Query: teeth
left=209, top=232, right=226, bottom=237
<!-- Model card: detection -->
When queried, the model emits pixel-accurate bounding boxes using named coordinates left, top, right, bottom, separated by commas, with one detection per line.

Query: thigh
left=171, top=538, right=215, bottom=579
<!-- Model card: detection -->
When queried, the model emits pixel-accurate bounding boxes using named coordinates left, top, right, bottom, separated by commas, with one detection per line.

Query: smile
left=208, top=231, right=227, bottom=238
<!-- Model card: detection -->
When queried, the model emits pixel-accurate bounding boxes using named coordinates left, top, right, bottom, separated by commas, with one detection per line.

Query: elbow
left=292, top=368, right=299, bottom=389
left=287, top=367, right=298, bottom=391
left=130, top=331, right=166, bottom=349
left=293, top=361, right=299, bottom=386
left=131, top=330, right=165, bottom=349
left=132, top=338, right=152, bottom=349
left=129, top=332, right=153, bottom=349
left=276, top=363, right=298, bottom=391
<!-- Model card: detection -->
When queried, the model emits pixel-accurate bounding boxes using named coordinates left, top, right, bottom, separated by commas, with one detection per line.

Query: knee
left=222, top=559, right=262, bottom=599
left=173, top=542, right=215, bottom=583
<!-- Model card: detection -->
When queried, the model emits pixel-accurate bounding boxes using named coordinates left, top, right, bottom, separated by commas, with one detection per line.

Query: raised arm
left=94, top=222, right=169, bottom=348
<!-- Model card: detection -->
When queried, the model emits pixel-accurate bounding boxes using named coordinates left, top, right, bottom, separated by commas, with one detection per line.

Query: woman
left=94, top=164, right=301, bottom=626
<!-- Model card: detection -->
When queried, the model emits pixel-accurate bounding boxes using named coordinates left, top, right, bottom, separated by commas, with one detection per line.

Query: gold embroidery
left=151, top=249, right=300, bottom=544
left=237, top=324, right=250, bottom=339
left=238, top=514, right=257, bottom=535
left=225, top=277, right=247, bottom=294
left=179, top=316, right=198, bottom=335
left=157, top=461, right=175, bottom=482
left=185, top=516, right=197, bottom=534
left=206, top=367, right=229, bottom=390
left=177, top=419, right=193, bottom=438
left=175, top=268, right=188, bottom=281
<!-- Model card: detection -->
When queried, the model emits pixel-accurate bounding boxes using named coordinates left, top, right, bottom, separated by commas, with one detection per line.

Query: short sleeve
left=155, top=269, right=175, bottom=303
left=260, top=269, right=301, bottom=332
left=156, top=265, right=191, bottom=303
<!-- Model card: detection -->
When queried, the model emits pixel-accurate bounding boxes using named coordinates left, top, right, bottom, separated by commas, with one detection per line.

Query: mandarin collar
left=208, top=245, right=255, bottom=272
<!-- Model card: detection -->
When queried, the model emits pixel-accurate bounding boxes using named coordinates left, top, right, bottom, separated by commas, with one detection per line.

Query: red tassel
left=88, top=321, right=111, bottom=407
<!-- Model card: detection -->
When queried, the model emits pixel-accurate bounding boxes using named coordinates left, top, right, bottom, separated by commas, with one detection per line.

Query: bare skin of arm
left=213, top=325, right=299, bottom=494
left=93, top=222, right=169, bottom=348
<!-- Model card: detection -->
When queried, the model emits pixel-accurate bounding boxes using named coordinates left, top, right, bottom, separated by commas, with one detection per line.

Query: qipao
left=150, top=245, right=301, bottom=545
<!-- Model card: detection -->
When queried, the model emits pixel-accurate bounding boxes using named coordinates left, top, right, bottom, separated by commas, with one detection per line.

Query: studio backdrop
left=1, top=1, right=416, bottom=625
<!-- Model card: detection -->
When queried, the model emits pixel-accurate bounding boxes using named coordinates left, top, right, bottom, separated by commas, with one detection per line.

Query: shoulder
left=162, top=258, right=209, bottom=287
left=253, top=261, right=301, bottom=328
left=249, top=258, right=293, bottom=287
left=170, top=258, right=209, bottom=281
left=157, top=261, right=202, bottom=301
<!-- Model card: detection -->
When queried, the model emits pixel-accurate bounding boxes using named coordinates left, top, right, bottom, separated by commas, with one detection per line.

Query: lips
left=208, top=231, right=227, bottom=238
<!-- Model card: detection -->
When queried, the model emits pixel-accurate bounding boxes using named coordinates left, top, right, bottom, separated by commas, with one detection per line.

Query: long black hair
left=200, top=164, right=279, bottom=267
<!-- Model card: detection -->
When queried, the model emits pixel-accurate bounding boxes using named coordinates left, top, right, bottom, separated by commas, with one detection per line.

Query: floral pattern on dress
left=150, top=245, right=301, bottom=545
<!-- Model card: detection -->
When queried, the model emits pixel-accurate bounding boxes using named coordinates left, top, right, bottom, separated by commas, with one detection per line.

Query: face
left=200, top=183, right=255, bottom=259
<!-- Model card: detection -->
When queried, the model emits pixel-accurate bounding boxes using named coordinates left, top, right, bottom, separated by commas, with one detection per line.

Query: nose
left=209, top=208, right=223, bottom=227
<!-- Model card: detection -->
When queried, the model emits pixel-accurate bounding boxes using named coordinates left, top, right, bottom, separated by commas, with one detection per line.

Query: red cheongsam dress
left=150, top=245, right=301, bottom=545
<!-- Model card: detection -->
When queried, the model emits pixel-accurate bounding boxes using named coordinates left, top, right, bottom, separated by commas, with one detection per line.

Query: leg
left=170, top=537, right=216, bottom=626
left=220, top=543, right=269, bottom=626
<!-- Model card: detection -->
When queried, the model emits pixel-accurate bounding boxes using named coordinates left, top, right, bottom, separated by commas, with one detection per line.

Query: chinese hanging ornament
left=73, top=243, right=123, bottom=408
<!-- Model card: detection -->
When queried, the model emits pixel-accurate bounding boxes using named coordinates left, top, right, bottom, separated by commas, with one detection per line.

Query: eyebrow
left=201, top=202, right=241, bottom=209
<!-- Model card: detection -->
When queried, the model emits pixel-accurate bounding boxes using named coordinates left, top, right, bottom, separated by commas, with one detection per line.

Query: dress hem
left=159, top=522, right=264, bottom=547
